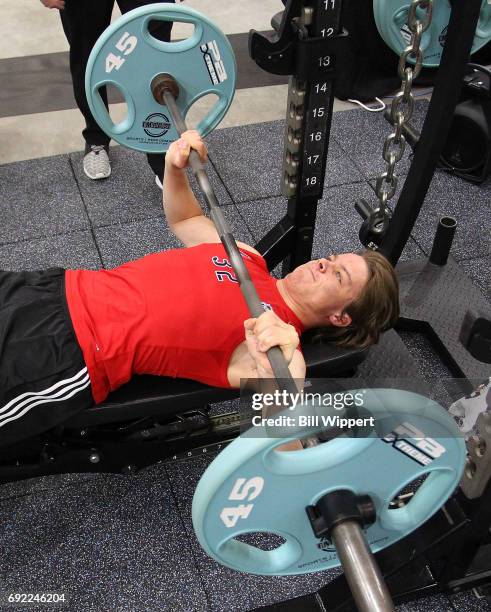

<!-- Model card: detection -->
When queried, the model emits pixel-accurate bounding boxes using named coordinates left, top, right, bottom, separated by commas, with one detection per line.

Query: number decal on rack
left=309, top=132, right=323, bottom=142
left=320, top=27, right=334, bottom=37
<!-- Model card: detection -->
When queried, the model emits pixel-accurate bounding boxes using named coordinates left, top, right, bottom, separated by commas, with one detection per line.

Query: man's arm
left=227, top=311, right=306, bottom=387
left=163, top=131, right=260, bottom=255
left=163, top=131, right=219, bottom=246
left=229, top=312, right=306, bottom=453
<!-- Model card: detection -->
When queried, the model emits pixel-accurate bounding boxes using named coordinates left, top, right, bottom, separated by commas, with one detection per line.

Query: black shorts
left=0, top=268, right=93, bottom=447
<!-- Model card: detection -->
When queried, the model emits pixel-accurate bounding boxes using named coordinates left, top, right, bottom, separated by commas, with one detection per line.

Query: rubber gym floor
left=1, top=2, right=491, bottom=611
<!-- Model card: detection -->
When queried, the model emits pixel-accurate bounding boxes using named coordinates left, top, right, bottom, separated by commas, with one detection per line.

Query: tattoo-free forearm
left=162, top=165, right=204, bottom=227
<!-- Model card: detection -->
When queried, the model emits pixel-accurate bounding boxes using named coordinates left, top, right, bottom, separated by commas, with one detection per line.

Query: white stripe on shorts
left=0, top=367, right=90, bottom=428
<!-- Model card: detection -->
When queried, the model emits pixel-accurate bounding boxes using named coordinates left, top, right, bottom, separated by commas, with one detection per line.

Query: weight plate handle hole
left=381, top=469, right=457, bottom=532
left=170, top=21, right=197, bottom=42
left=92, top=81, right=134, bottom=134
left=388, top=473, right=429, bottom=509
left=106, top=82, right=129, bottom=128
left=234, top=532, right=287, bottom=551
left=143, top=16, right=202, bottom=52
left=218, top=532, right=302, bottom=573
left=266, top=436, right=376, bottom=476
left=187, top=93, right=220, bottom=131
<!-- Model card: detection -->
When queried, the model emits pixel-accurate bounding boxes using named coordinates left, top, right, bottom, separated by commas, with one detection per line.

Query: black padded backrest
left=64, top=344, right=367, bottom=427
left=303, top=342, right=367, bottom=377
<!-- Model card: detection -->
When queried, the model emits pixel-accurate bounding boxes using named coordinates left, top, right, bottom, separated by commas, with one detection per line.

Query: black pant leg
left=60, top=0, right=115, bottom=146
left=118, top=0, right=176, bottom=179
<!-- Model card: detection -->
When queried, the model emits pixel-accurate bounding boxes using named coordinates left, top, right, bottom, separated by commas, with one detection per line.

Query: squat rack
left=248, top=0, right=491, bottom=608
left=250, top=0, right=347, bottom=273
left=251, top=0, right=490, bottom=383
left=250, top=0, right=483, bottom=268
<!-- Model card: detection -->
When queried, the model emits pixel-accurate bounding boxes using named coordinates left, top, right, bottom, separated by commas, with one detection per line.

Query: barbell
left=85, top=3, right=298, bottom=390
left=86, top=8, right=466, bottom=608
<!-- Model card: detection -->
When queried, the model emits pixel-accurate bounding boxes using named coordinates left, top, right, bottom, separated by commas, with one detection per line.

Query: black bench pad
left=65, top=343, right=367, bottom=427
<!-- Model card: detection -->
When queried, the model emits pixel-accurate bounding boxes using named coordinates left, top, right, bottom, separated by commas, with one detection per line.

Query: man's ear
left=327, top=311, right=352, bottom=328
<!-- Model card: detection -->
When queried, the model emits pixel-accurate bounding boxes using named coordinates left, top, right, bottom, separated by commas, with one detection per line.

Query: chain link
left=374, top=0, right=432, bottom=223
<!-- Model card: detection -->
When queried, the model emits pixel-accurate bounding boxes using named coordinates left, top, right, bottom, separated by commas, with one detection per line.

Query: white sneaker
left=83, top=145, right=111, bottom=180
left=155, top=174, right=163, bottom=190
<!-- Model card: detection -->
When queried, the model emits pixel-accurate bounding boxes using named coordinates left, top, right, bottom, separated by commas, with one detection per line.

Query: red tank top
left=65, top=244, right=303, bottom=403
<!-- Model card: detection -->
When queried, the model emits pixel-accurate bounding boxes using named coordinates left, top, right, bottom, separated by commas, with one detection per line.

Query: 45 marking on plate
left=220, top=477, right=264, bottom=528
left=105, top=32, right=138, bottom=73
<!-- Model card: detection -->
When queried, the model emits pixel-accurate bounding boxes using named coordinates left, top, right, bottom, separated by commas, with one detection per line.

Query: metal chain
left=374, top=0, right=433, bottom=223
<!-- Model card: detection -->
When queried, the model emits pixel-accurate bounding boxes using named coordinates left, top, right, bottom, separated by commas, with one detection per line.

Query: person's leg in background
left=60, top=0, right=115, bottom=179
left=118, top=0, right=175, bottom=188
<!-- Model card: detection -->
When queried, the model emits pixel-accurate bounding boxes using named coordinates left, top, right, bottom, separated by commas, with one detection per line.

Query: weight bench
left=0, top=342, right=367, bottom=484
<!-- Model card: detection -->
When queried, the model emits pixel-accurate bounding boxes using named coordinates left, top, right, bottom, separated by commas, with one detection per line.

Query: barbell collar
left=151, top=73, right=180, bottom=106
left=331, top=521, right=396, bottom=612
left=160, top=84, right=299, bottom=393
left=307, top=489, right=376, bottom=539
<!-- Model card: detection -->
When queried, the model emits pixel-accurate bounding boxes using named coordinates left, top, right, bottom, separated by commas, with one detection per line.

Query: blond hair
left=305, top=250, right=400, bottom=348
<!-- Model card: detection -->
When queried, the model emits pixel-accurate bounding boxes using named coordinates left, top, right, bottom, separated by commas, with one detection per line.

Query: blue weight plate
left=85, top=4, right=236, bottom=152
left=373, top=0, right=491, bottom=68
left=192, top=389, right=466, bottom=575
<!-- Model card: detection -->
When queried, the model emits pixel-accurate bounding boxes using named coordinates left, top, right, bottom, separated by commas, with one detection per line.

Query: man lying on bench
left=0, top=131, right=399, bottom=447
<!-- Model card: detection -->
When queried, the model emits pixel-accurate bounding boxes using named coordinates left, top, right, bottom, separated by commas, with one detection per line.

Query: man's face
left=285, top=253, right=369, bottom=320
